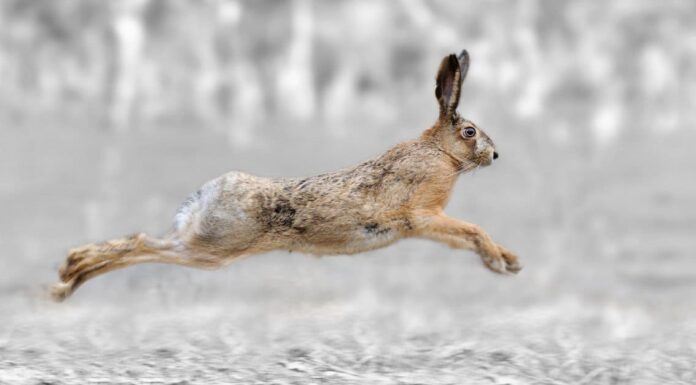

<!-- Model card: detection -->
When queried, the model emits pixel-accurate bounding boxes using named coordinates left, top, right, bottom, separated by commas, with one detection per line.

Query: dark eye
left=462, top=127, right=477, bottom=138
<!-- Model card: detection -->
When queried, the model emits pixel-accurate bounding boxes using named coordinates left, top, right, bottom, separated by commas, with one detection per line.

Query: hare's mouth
left=474, top=155, right=493, bottom=167
left=460, top=157, right=490, bottom=172
left=475, top=150, right=497, bottom=167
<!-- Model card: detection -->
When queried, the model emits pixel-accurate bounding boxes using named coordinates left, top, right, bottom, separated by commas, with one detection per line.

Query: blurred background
left=1, top=0, right=696, bottom=383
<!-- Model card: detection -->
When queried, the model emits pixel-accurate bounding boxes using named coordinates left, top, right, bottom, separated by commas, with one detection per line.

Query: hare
left=51, top=49, right=521, bottom=301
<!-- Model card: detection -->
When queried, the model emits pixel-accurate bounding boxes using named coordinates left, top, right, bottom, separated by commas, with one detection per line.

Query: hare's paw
left=497, top=245, right=522, bottom=274
left=59, top=256, right=81, bottom=282
left=481, top=246, right=521, bottom=275
left=59, top=249, right=99, bottom=282
left=481, top=254, right=509, bottom=274
left=65, top=246, right=89, bottom=265
left=50, top=281, right=75, bottom=302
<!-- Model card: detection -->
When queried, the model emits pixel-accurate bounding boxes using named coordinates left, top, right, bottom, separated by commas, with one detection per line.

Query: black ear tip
left=447, top=54, right=459, bottom=68
left=458, top=49, right=469, bottom=61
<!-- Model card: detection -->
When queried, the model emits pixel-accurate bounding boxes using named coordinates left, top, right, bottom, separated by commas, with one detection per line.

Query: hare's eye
left=462, top=127, right=476, bottom=138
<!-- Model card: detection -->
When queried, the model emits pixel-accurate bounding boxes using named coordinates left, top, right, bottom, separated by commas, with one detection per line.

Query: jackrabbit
left=52, top=49, right=521, bottom=301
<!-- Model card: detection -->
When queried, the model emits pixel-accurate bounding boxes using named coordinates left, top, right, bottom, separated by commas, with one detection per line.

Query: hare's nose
left=493, top=151, right=499, bottom=160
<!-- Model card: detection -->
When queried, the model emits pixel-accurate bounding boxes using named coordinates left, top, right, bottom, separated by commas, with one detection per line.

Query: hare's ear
left=435, top=50, right=469, bottom=119
left=457, top=49, right=470, bottom=83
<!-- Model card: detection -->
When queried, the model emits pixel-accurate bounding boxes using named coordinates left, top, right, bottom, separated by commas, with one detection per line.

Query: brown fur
left=51, top=50, right=521, bottom=301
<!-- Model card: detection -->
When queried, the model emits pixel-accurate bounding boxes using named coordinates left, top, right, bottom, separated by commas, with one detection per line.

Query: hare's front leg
left=414, top=213, right=521, bottom=274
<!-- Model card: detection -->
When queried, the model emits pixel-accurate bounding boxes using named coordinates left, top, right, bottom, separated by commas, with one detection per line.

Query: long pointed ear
left=457, top=49, right=470, bottom=83
left=435, top=50, right=470, bottom=119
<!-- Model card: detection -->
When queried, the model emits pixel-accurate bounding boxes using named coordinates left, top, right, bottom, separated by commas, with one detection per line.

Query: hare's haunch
left=52, top=50, right=521, bottom=302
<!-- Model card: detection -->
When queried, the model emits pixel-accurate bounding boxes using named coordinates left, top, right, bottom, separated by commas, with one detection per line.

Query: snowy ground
left=2, top=263, right=696, bottom=384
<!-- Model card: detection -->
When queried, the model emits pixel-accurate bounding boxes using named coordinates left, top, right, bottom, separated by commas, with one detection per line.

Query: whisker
left=441, top=161, right=478, bottom=178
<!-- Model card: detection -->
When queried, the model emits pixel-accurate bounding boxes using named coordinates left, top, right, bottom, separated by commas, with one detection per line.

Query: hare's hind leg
left=414, top=213, right=521, bottom=274
left=51, top=233, right=234, bottom=301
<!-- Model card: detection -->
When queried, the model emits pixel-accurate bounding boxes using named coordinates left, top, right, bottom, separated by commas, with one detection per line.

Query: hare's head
left=431, top=50, right=498, bottom=168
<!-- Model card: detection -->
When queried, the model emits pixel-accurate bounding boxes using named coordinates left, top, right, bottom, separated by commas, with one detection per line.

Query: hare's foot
left=498, top=245, right=522, bottom=274
left=482, top=245, right=521, bottom=274
left=59, top=250, right=99, bottom=282
left=481, top=254, right=507, bottom=274
left=50, top=281, right=75, bottom=302
left=63, top=246, right=88, bottom=268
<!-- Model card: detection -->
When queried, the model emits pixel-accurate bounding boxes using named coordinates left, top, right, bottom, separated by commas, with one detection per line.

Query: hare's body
left=52, top=50, right=521, bottom=301
left=175, top=140, right=452, bottom=258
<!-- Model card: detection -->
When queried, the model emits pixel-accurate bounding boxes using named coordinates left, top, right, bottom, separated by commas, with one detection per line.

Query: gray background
left=1, top=0, right=695, bottom=383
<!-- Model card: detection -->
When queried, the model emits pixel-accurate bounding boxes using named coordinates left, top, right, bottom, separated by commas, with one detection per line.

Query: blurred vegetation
left=1, top=0, right=694, bottom=137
